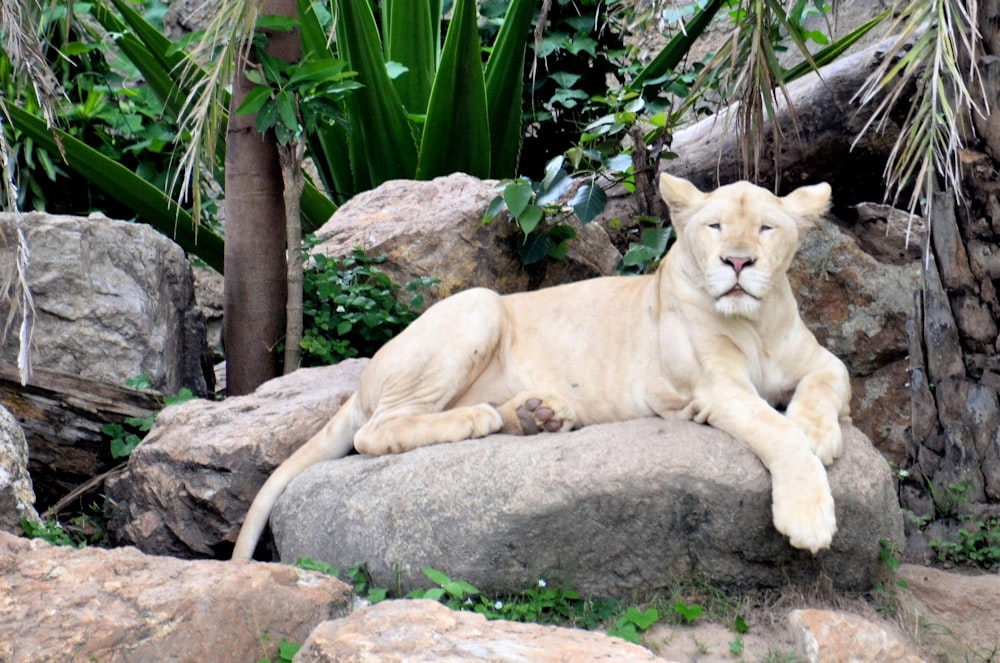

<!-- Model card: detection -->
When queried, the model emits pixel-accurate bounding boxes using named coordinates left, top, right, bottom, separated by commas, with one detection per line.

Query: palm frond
left=853, top=0, right=987, bottom=217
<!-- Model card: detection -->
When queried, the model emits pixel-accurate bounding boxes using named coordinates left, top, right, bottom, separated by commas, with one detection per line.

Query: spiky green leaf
left=416, top=0, right=491, bottom=180
left=4, top=104, right=224, bottom=273
left=335, top=0, right=419, bottom=187
left=483, top=0, right=536, bottom=177
left=384, top=0, right=436, bottom=113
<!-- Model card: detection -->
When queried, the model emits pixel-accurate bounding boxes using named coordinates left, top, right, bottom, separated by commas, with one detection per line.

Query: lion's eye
left=760, top=225, right=773, bottom=234
left=708, top=223, right=721, bottom=230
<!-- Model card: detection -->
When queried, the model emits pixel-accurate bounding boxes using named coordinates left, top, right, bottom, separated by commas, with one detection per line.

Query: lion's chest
left=734, top=341, right=800, bottom=408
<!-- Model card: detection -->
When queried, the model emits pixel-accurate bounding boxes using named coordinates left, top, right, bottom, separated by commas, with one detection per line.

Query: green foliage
left=21, top=502, right=110, bottom=549
left=0, top=1, right=179, bottom=216
left=929, top=477, right=974, bottom=518
left=296, top=247, right=436, bottom=367
left=21, top=517, right=81, bottom=548
left=671, top=599, right=704, bottom=624
left=729, top=614, right=749, bottom=656
left=257, top=635, right=300, bottom=663
left=483, top=155, right=615, bottom=266
left=606, top=606, right=659, bottom=644
left=930, top=517, right=1000, bottom=570
left=617, top=216, right=674, bottom=274
left=320, top=0, right=536, bottom=198
left=99, top=375, right=196, bottom=459
left=873, top=539, right=908, bottom=617
left=235, top=24, right=359, bottom=147
left=293, top=558, right=388, bottom=602
left=407, top=568, right=605, bottom=627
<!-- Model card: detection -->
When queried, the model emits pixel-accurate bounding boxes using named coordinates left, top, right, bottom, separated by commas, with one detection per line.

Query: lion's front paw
left=787, top=409, right=843, bottom=467
left=770, top=455, right=836, bottom=554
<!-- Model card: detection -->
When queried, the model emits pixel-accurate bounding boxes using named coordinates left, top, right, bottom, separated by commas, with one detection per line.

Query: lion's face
left=659, top=174, right=832, bottom=319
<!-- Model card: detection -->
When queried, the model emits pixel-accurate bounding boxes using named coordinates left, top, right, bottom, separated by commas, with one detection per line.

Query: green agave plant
left=314, top=0, right=536, bottom=199
left=3, top=0, right=537, bottom=265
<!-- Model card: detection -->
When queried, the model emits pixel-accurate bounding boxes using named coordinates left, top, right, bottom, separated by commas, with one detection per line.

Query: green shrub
left=297, top=247, right=436, bottom=367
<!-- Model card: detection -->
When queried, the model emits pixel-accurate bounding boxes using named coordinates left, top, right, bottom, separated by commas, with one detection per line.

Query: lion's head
left=658, top=174, right=831, bottom=319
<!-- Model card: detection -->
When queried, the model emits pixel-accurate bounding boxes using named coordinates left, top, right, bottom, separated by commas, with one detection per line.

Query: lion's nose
left=722, top=256, right=755, bottom=276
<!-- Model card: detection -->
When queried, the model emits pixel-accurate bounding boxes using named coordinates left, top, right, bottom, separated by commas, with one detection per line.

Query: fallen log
left=0, top=363, right=159, bottom=510
left=598, top=36, right=907, bottom=226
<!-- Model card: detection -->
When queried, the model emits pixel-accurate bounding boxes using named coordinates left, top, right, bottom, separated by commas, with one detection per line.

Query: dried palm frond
left=0, top=0, right=63, bottom=128
left=677, top=0, right=830, bottom=190
left=0, top=110, right=35, bottom=384
left=0, top=0, right=63, bottom=385
left=170, top=0, right=265, bottom=224
left=853, top=0, right=987, bottom=220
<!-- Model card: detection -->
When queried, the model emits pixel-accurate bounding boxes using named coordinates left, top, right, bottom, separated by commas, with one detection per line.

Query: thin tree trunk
left=223, top=0, right=300, bottom=396
left=279, top=141, right=304, bottom=374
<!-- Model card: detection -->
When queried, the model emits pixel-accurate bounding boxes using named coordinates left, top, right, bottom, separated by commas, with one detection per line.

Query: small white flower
left=494, top=600, right=504, bottom=610
left=464, top=598, right=473, bottom=606
left=537, top=579, right=547, bottom=588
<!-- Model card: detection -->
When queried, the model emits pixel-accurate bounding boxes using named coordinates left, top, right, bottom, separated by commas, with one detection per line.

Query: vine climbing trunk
left=902, top=2, right=1000, bottom=522
left=279, top=141, right=305, bottom=374
left=224, top=0, right=300, bottom=395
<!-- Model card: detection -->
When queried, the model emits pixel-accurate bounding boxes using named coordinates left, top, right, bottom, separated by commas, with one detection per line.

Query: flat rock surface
left=899, top=564, right=1000, bottom=661
left=272, top=417, right=904, bottom=597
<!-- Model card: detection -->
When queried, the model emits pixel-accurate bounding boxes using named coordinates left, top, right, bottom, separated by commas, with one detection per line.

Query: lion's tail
left=231, top=393, right=364, bottom=560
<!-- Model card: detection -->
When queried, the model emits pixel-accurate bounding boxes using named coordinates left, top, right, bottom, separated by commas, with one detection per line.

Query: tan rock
left=296, top=598, right=664, bottom=662
left=789, top=609, right=925, bottom=663
left=0, top=531, right=351, bottom=663
left=898, top=564, right=1000, bottom=661
left=313, top=173, right=622, bottom=307
left=106, top=359, right=368, bottom=557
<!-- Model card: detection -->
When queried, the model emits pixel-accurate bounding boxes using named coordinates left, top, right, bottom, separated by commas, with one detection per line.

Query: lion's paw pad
left=517, top=397, right=568, bottom=434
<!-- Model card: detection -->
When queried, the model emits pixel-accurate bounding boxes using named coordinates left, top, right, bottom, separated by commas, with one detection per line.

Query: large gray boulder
left=0, top=212, right=213, bottom=395
left=271, top=417, right=903, bottom=597
left=0, top=212, right=214, bottom=509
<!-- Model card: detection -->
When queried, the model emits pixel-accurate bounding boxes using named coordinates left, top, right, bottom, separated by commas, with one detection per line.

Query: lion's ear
left=659, top=173, right=705, bottom=219
left=782, top=182, right=832, bottom=226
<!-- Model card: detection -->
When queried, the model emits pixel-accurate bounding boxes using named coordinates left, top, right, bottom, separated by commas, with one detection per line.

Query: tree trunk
left=902, top=2, right=1000, bottom=523
left=224, top=0, right=301, bottom=396
left=0, top=364, right=159, bottom=510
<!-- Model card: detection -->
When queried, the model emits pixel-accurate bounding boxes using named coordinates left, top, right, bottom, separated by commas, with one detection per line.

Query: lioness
left=232, top=173, right=850, bottom=560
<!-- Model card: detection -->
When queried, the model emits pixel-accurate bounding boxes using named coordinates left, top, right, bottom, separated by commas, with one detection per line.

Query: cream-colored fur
left=231, top=174, right=850, bottom=560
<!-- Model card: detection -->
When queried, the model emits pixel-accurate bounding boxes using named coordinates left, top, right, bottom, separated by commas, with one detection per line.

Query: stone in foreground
left=272, top=417, right=903, bottom=597
left=0, top=532, right=351, bottom=663
left=295, top=598, right=663, bottom=663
